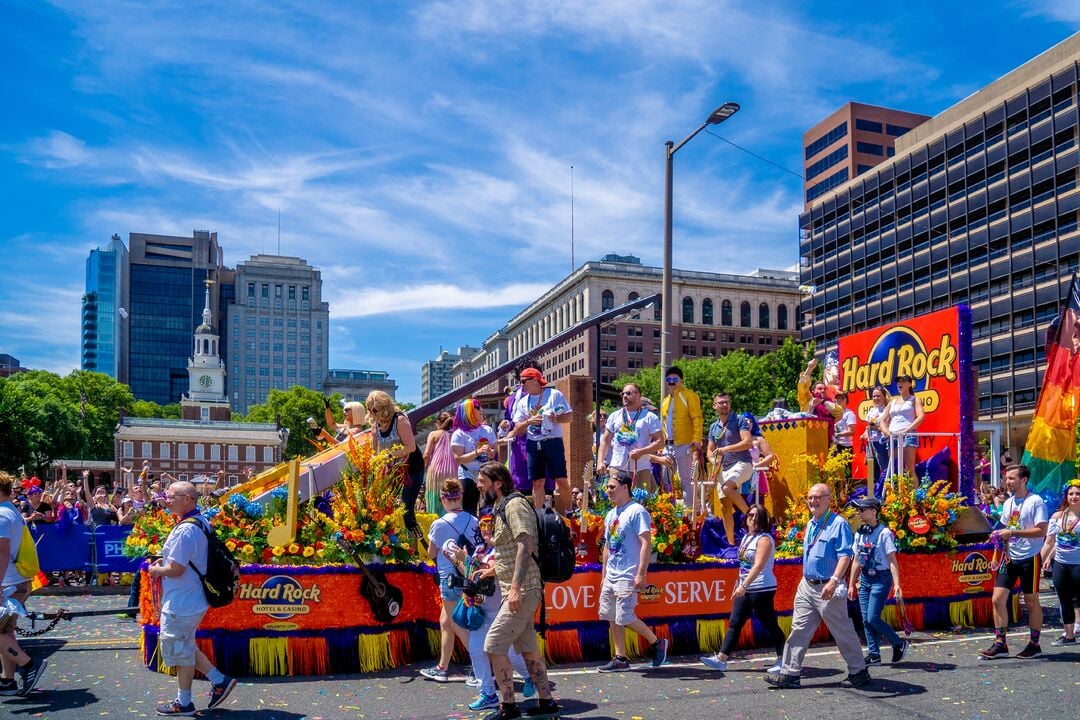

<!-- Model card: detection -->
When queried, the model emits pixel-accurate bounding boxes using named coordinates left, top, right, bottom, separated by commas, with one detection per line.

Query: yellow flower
left=288, top=543, right=301, bottom=555
left=272, top=546, right=284, bottom=557
left=656, top=542, right=668, bottom=553
left=896, top=529, right=906, bottom=539
left=303, top=546, right=315, bottom=557
left=225, top=540, right=237, bottom=552
left=242, top=545, right=255, bottom=556
left=888, top=522, right=897, bottom=530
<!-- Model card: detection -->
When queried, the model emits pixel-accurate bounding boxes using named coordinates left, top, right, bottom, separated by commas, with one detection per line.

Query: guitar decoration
left=577, top=460, right=594, bottom=558
left=683, top=452, right=702, bottom=559
left=266, top=459, right=301, bottom=548
left=334, top=534, right=404, bottom=623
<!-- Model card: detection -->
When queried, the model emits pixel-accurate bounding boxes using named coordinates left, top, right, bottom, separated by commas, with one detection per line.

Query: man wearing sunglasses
left=597, top=384, right=663, bottom=488
left=658, top=367, right=703, bottom=508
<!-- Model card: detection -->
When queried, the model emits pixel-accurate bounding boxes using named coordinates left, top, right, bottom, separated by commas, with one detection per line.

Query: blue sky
left=1, top=1, right=1078, bottom=404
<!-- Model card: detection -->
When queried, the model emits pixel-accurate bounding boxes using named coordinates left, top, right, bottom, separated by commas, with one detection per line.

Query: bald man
left=148, top=482, right=237, bottom=715
left=765, top=483, right=869, bottom=690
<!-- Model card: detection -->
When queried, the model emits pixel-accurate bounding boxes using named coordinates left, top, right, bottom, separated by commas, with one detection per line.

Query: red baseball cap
left=520, top=368, right=547, bottom=386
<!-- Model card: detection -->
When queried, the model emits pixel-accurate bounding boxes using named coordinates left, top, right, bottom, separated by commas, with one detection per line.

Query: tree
left=246, top=385, right=334, bottom=459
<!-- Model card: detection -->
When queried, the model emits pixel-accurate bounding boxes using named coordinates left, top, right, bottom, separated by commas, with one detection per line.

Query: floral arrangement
left=775, top=471, right=968, bottom=558
left=645, top=492, right=697, bottom=562
left=879, top=474, right=965, bottom=552
left=123, top=440, right=422, bottom=566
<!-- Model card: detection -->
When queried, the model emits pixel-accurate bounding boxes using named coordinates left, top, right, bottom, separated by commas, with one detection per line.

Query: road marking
left=542, top=629, right=1058, bottom=677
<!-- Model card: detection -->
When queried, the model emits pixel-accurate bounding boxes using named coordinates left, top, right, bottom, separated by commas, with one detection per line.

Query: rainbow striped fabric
left=1021, top=276, right=1080, bottom=496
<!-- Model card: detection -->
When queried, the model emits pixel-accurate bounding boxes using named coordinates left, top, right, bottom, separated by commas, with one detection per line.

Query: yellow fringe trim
left=358, top=633, right=394, bottom=673
left=949, top=600, right=974, bottom=628
left=249, top=638, right=290, bottom=676
left=777, top=615, right=793, bottom=639
left=426, top=627, right=442, bottom=657
left=696, top=619, right=727, bottom=654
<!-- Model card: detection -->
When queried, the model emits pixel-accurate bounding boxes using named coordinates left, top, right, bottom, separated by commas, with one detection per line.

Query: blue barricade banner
left=93, top=525, right=140, bottom=573
left=30, top=523, right=137, bottom=573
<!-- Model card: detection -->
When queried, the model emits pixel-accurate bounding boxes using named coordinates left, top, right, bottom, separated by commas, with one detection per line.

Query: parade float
left=129, top=304, right=1017, bottom=677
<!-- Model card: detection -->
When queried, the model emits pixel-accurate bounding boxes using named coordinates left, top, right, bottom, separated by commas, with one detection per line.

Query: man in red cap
left=509, top=368, right=573, bottom=512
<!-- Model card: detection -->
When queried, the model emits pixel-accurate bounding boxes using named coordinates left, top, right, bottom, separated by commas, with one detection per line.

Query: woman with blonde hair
left=423, top=412, right=456, bottom=516
left=325, top=400, right=368, bottom=442
left=366, top=390, right=425, bottom=537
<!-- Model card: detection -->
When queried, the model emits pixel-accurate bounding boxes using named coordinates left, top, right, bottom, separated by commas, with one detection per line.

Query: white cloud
left=333, top=282, right=552, bottom=319
left=20, top=130, right=94, bottom=169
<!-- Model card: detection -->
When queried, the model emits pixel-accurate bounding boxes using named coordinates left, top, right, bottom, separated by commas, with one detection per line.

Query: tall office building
left=225, top=255, right=330, bottom=416
left=324, top=369, right=398, bottom=403
left=82, top=234, right=130, bottom=383
left=799, top=33, right=1080, bottom=449
left=803, top=102, right=931, bottom=207
left=127, top=231, right=224, bottom=405
left=421, top=346, right=480, bottom=403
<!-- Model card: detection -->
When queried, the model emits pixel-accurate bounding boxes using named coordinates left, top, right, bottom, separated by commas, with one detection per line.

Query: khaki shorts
left=0, top=581, right=31, bottom=634
left=598, top=579, right=639, bottom=626
left=483, top=588, right=542, bottom=656
left=721, top=461, right=753, bottom=489
left=159, top=610, right=206, bottom=667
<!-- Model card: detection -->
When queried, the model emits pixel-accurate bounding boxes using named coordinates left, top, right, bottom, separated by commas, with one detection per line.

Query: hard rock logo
left=844, top=326, right=956, bottom=415
left=238, top=575, right=322, bottom=620
left=951, top=552, right=992, bottom=591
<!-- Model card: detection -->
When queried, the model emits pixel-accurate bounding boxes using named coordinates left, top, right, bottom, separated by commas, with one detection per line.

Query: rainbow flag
left=30, top=571, right=49, bottom=592
left=1022, top=275, right=1080, bottom=496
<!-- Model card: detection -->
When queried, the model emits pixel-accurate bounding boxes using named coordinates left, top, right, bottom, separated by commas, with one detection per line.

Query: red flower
left=380, top=545, right=391, bottom=556
left=262, top=548, right=273, bottom=562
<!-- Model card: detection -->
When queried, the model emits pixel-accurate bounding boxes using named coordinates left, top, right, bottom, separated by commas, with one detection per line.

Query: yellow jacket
left=660, top=387, right=703, bottom=445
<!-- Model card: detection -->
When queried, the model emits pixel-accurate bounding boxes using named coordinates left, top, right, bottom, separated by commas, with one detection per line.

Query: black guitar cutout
left=334, top=535, right=404, bottom=623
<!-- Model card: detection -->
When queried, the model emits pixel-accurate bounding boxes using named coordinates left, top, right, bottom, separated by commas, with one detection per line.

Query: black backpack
left=182, top=518, right=241, bottom=608
left=497, top=493, right=576, bottom=584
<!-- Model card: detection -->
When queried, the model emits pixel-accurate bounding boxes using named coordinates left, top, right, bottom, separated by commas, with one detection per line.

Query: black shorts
left=995, top=556, right=1039, bottom=594
left=525, top=437, right=566, bottom=488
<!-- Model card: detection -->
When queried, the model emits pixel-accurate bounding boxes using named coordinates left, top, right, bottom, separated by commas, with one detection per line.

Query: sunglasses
left=665, top=377, right=679, bottom=384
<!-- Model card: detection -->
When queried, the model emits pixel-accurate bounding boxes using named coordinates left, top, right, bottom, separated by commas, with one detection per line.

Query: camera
left=447, top=573, right=496, bottom=597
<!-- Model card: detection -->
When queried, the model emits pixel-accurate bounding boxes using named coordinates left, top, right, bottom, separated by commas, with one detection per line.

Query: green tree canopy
left=246, top=385, right=339, bottom=459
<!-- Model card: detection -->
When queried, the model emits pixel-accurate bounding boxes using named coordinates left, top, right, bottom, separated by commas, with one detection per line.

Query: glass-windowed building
left=82, top=234, right=129, bottom=382
left=127, top=231, right=223, bottom=406
left=800, top=34, right=1080, bottom=449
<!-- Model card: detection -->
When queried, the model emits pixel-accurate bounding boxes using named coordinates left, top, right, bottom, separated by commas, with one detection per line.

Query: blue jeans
left=859, top=577, right=902, bottom=657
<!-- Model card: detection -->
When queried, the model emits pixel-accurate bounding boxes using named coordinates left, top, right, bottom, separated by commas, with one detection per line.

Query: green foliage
left=246, top=385, right=330, bottom=459
left=129, top=399, right=180, bottom=419
left=612, top=338, right=817, bottom=428
left=0, top=369, right=136, bottom=472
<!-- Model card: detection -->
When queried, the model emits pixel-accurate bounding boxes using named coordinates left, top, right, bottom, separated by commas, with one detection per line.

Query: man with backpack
left=474, top=462, right=559, bottom=720
left=0, top=471, right=47, bottom=697
left=148, top=481, right=236, bottom=716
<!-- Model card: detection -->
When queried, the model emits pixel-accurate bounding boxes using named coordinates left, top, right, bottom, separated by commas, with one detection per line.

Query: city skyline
left=1, top=2, right=1077, bottom=403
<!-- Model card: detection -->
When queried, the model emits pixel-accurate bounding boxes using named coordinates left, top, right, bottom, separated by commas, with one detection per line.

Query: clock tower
left=181, top=279, right=231, bottom=421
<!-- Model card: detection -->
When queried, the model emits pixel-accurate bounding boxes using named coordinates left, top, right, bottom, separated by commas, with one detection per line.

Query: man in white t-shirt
left=509, top=368, right=573, bottom=512
left=597, top=383, right=663, bottom=488
left=148, top=482, right=237, bottom=715
left=597, top=471, right=668, bottom=672
left=979, top=464, right=1048, bottom=660
left=0, top=471, right=47, bottom=697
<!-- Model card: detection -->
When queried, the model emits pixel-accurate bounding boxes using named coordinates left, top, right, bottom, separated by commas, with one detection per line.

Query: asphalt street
left=4, top=592, right=1077, bottom=720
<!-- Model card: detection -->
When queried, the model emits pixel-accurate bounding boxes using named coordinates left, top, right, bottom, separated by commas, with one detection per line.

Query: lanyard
left=806, top=511, right=832, bottom=550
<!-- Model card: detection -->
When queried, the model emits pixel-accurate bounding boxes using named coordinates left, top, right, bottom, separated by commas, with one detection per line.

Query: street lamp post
left=660, top=102, right=740, bottom=404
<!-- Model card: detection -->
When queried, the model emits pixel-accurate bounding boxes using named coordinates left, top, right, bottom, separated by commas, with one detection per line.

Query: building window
left=302, top=286, right=309, bottom=301
left=211, top=444, right=221, bottom=461
left=759, top=303, right=770, bottom=329
left=805, top=121, right=848, bottom=160
left=247, top=283, right=255, bottom=297
left=806, top=145, right=848, bottom=180
left=194, top=444, right=204, bottom=460
left=160, top=444, right=170, bottom=460
left=653, top=298, right=662, bottom=321
left=855, top=118, right=883, bottom=133
left=740, top=301, right=751, bottom=328
left=177, top=443, right=188, bottom=460
left=856, top=141, right=883, bottom=156
left=123, top=441, right=133, bottom=458
left=702, top=298, right=713, bottom=325
left=778, top=304, right=789, bottom=330
left=628, top=292, right=639, bottom=301
left=288, top=285, right=296, bottom=300
left=886, top=124, right=910, bottom=137
left=229, top=445, right=238, bottom=461
left=141, top=442, right=152, bottom=458
left=682, top=297, right=694, bottom=323
left=721, top=299, right=732, bottom=326
left=261, top=283, right=269, bottom=298
left=246, top=446, right=256, bottom=462
left=601, top=290, right=614, bottom=311
left=264, top=447, right=274, bottom=464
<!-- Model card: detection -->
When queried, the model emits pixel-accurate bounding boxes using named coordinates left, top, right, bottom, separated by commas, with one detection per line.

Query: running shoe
left=651, top=638, right=669, bottom=667
left=15, top=657, right=47, bottom=697
left=978, top=642, right=1009, bottom=659
left=891, top=639, right=910, bottom=664
left=863, top=653, right=882, bottom=665
left=1015, top=641, right=1042, bottom=659
left=420, top=665, right=451, bottom=682
left=155, top=700, right=197, bottom=716
left=207, top=676, right=237, bottom=709
left=840, top=669, right=871, bottom=688
left=597, top=657, right=631, bottom=672
left=469, top=693, right=500, bottom=711
left=1051, top=634, right=1076, bottom=646
left=700, top=655, right=727, bottom=671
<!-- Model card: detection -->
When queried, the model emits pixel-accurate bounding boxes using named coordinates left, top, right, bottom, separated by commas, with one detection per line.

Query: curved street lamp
left=660, top=102, right=740, bottom=403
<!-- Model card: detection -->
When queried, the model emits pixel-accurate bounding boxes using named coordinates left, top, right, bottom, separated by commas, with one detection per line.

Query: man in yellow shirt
left=659, top=367, right=703, bottom=509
